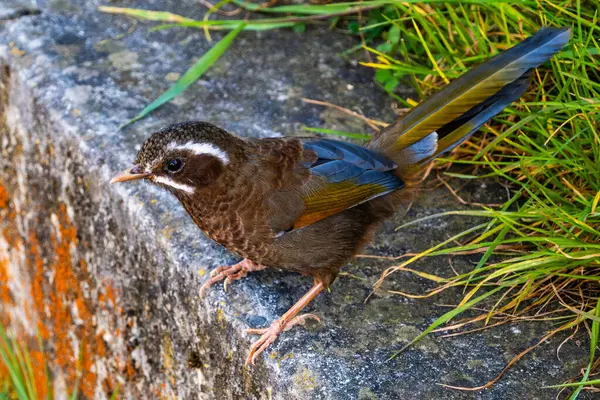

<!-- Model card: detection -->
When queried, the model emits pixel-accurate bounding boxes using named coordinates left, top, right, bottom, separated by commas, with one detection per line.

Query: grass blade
left=0, top=324, right=28, bottom=400
left=98, top=6, right=195, bottom=23
left=120, top=22, right=246, bottom=129
left=151, top=21, right=296, bottom=32
left=565, top=297, right=600, bottom=398
left=230, top=0, right=356, bottom=15
left=109, top=384, right=121, bottom=400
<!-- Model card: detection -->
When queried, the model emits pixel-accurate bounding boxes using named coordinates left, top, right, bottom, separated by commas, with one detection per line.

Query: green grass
left=0, top=324, right=51, bottom=400
left=119, top=22, right=247, bottom=129
left=0, top=321, right=121, bottom=400
left=360, top=1, right=600, bottom=395
left=100, top=0, right=600, bottom=395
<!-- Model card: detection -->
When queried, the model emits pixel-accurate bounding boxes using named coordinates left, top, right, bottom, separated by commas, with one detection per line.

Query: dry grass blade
left=359, top=1, right=600, bottom=393
left=436, top=172, right=503, bottom=207
left=301, top=97, right=388, bottom=131
left=98, top=6, right=196, bottom=23
left=439, top=323, right=574, bottom=391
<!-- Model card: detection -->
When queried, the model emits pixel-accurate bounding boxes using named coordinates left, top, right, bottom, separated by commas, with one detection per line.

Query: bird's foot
left=244, top=313, right=321, bottom=366
left=199, top=259, right=265, bottom=298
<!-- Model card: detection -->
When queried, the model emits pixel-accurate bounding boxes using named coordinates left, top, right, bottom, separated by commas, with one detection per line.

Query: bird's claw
left=199, top=263, right=243, bottom=298
left=223, top=269, right=249, bottom=292
left=199, top=259, right=265, bottom=298
left=244, top=313, right=321, bottom=366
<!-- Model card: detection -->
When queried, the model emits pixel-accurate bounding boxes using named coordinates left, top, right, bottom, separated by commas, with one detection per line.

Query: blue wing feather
left=311, top=160, right=363, bottom=183
left=290, top=139, right=404, bottom=229
left=302, top=137, right=404, bottom=196
left=303, top=139, right=397, bottom=171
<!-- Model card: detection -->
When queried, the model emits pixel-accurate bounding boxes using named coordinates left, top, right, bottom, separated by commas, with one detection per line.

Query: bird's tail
left=368, top=27, right=571, bottom=185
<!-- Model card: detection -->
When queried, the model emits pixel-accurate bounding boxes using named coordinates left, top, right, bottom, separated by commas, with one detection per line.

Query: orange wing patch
left=293, top=181, right=392, bottom=229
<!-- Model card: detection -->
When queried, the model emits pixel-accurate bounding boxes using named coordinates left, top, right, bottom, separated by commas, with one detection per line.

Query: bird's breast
left=184, top=196, right=277, bottom=265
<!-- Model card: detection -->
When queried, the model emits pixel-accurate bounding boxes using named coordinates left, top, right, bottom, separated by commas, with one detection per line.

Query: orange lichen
left=0, top=184, right=7, bottom=209
left=0, top=365, right=8, bottom=391
left=0, top=182, right=16, bottom=387
left=99, top=283, right=120, bottom=312
left=1, top=171, right=131, bottom=398
left=0, top=182, right=13, bottom=326
left=30, top=350, right=50, bottom=399
left=0, top=259, right=13, bottom=391
left=46, top=203, right=98, bottom=398
left=28, top=231, right=48, bottom=339
left=0, top=257, right=13, bottom=322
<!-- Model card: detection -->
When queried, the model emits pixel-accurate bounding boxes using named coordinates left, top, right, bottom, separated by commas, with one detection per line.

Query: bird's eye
left=165, top=158, right=184, bottom=173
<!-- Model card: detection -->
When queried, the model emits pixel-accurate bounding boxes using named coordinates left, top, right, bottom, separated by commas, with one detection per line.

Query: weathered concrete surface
left=0, top=1, right=591, bottom=399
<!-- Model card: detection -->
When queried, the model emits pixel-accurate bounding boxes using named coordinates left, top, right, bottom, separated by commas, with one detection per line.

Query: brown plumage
left=110, top=27, right=570, bottom=365
left=134, top=122, right=390, bottom=286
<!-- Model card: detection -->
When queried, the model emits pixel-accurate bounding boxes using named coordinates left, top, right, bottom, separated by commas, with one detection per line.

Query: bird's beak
left=110, top=165, right=150, bottom=184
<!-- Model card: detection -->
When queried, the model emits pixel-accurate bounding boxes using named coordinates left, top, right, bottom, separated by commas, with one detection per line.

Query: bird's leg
left=199, top=259, right=265, bottom=298
left=245, top=280, right=325, bottom=366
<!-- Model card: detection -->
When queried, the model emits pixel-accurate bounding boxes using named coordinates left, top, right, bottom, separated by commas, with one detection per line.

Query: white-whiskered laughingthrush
left=111, top=27, right=570, bottom=366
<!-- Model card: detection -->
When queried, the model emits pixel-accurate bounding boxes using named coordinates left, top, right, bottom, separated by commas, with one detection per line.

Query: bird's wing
left=285, top=138, right=404, bottom=231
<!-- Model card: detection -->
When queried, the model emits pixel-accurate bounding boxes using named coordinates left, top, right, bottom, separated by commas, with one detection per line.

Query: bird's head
left=110, top=121, right=240, bottom=196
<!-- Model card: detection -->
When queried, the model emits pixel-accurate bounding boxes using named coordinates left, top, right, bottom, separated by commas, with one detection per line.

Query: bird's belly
left=268, top=206, right=381, bottom=283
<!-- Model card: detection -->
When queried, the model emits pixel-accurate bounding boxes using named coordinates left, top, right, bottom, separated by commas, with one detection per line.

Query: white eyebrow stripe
left=153, top=176, right=195, bottom=194
left=167, top=141, right=229, bottom=165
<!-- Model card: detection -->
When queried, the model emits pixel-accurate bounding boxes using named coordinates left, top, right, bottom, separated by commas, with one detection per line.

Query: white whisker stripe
left=167, top=141, right=229, bottom=165
left=153, top=176, right=195, bottom=194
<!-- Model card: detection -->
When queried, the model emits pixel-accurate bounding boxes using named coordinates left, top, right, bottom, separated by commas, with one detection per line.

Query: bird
left=111, top=27, right=570, bottom=366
